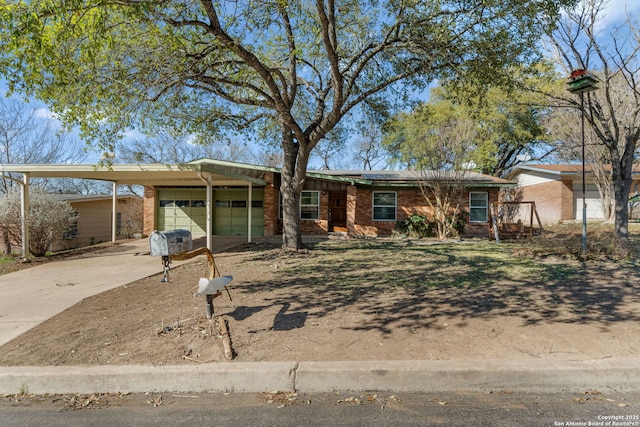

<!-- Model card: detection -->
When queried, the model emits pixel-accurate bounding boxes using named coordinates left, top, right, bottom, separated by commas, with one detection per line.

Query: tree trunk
left=611, top=149, right=633, bottom=249
left=280, top=133, right=304, bottom=250
left=1, top=228, right=11, bottom=256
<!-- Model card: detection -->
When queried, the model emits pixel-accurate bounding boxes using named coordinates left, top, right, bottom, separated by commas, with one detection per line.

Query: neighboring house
left=0, top=194, right=143, bottom=254
left=508, top=164, right=640, bottom=224
left=53, top=194, right=143, bottom=251
left=0, top=160, right=513, bottom=249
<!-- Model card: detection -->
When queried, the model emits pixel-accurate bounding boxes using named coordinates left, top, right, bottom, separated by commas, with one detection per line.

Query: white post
left=198, top=171, right=214, bottom=251
left=21, top=173, right=29, bottom=260
left=206, top=178, right=213, bottom=251
left=112, top=182, right=117, bottom=243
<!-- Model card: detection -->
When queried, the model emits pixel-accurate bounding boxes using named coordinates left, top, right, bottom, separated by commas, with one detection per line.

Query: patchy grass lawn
left=2, top=223, right=640, bottom=366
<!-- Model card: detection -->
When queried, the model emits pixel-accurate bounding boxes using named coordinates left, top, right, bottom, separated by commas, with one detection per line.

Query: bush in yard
left=395, top=210, right=468, bottom=239
left=0, top=187, right=78, bottom=257
left=450, top=210, right=468, bottom=238
left=394, top=214, right=437, bottom=238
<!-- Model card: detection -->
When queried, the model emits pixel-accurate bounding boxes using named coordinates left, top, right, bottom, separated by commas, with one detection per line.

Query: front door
left=329, top=191, right=347, bottom=232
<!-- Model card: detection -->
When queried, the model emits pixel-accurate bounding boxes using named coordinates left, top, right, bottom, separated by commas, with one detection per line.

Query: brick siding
left=518, top=179, right=573, bottom=224
left=143, top=186, right=156, bottom=236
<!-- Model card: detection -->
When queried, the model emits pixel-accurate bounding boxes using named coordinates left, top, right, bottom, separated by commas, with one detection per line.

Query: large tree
left=463, top=83, right=554, bottom=178
left=385, top=83, right=553, bottom=177
left=543, top=0, right=640, bottom=247
left=0, top=0, right=572, bottom=249
left=384, top=94, right=477, bottom=238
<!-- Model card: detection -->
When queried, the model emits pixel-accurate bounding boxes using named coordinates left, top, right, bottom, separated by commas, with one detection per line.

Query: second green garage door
left=157, top=188, right=264, bottom=236
left=213, top=188, right=264, bottom=236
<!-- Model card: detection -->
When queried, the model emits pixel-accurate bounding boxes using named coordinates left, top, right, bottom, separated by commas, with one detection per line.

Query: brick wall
left=518, top=180, right=573, bottom=224
left=347, top=186, right=494, bottom=238
left=141, top=180, right=497, bottom=239
left=143, top=186, right=156, bottom=236
left=262, top=172, right=279, bottom=236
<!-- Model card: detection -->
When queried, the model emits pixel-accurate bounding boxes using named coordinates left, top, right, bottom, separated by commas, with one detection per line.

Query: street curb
left=296, top=358, right=640, bottom=393
left=1, top=358, right=639, bottom=395
left=0, top=362, right=297, bottom=395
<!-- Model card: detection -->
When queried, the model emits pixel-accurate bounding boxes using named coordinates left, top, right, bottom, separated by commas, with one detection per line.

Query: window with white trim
left=300, top=191, right=320, bottom=220
left=373, top=191, right=397, bottom=221
left=469, top=192, right=488, bottom=222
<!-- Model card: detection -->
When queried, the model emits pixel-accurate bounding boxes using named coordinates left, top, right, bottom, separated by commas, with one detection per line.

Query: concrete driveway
left=0, top=236, right=246, bottom=346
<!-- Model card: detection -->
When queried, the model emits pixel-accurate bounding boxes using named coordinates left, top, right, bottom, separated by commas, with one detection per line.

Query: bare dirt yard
left=1, top=229, right=640, bottom=367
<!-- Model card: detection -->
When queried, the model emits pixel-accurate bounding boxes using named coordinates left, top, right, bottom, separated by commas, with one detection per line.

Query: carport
left=0, top=159, right=269, bottom=258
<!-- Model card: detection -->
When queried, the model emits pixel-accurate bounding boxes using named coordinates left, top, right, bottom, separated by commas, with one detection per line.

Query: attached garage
left=573, top=183, right=606, bottom=220
left=156, top=187, right=265, bottom=236
left=213, top=188, right=264, bottom=236
left=157, top=189, right=207, bottom=235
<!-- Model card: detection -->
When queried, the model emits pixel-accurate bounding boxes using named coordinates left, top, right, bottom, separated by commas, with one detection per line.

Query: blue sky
left=2, top=0, right=639, bottom=167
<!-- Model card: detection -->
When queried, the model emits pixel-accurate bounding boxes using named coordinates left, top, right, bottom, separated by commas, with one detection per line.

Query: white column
left=112, top=182, right=117, bottom=243
left=21, top=173, right=29, bottom=260
left=206, top=178, right=213, bottom=251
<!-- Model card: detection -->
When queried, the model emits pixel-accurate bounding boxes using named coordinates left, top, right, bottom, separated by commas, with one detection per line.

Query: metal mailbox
left=149, top=229, right=193, bottom=282
left=149, top=229, right=193, bottom=257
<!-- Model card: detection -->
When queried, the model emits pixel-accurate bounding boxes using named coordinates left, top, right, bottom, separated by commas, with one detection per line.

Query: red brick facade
left=345, top=186, right=496, bottom=237
left=143, top=186, right=156, bottom=237
left=262, top=172, right=278, bottom=236
left=143, top=175, right=499, bottom=239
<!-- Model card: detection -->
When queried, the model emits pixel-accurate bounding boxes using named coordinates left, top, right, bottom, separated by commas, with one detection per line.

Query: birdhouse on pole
left=567, top=69, right=598, bottom=94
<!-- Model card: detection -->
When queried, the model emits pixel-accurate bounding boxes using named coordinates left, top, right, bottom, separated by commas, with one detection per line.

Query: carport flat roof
left=0, top=159, right=269, bottom=187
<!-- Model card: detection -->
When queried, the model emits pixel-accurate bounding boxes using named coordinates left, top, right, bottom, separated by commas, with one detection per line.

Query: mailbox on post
left=147, top=230, right=233, bottom=326
left=149, top=229, right=193, bottom=282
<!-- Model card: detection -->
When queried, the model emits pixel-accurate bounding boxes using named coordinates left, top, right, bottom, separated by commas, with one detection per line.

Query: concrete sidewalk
left=0, top=236, right=245, bottom=346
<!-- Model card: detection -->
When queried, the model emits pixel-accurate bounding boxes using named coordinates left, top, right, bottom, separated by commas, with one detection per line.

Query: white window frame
left=372, top=191, right=397, bottom=221
left=469, top=192, right=489, bottom=223
left=300, top=190, right=320, bottom=220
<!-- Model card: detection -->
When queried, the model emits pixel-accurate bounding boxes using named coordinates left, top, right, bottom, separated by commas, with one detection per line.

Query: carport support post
left=21, top=173, right=29, bottom=261
left=197, top=171, right=214, bottom=251
left=112, top=182, right=117, bottom=243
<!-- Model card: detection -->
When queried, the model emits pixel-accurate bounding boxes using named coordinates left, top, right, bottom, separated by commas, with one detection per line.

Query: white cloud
left=32, top=107, right=57, bottom=120
left=123, top=129, right=145, bottom=139
left=594, top=0, right=640, bottom=30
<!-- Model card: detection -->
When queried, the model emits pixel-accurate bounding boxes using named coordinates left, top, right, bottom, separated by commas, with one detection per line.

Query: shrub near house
left=0, top=188, right=77, bottom=257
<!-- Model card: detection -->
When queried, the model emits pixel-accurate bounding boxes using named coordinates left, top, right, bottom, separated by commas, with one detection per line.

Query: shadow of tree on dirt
left=233, top=239, right=640, bottom=335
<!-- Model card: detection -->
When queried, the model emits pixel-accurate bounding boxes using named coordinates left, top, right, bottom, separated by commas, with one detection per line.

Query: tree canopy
left=384, top=82, right=553, bottom=177
left=0, top=0, right=573, bottom=248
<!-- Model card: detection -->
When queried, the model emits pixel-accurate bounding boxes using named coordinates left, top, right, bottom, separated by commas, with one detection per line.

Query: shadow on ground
left=232, top=239, right=640, bottom=335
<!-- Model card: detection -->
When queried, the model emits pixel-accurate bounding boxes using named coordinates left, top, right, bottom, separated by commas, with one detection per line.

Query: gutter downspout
left=198, top=171, right=213, bottom=251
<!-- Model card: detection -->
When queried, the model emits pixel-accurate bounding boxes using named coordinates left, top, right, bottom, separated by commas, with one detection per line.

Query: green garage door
left=213, top=188, right=264, bottom=236
left=157, top=189, right=207, bottom=235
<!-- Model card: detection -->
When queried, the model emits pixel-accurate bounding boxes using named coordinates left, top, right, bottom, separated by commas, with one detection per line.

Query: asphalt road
left=1, top=390, right=639, bottom=427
